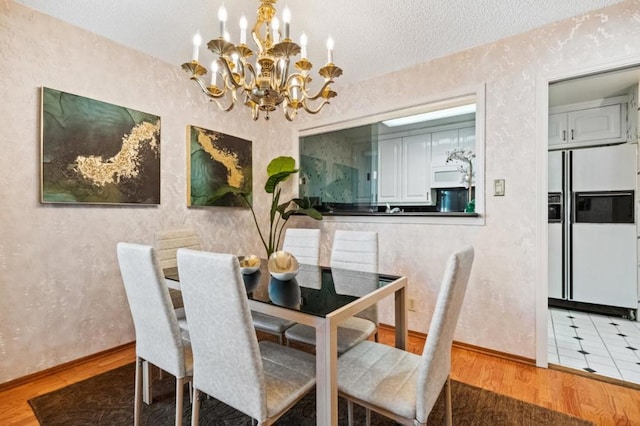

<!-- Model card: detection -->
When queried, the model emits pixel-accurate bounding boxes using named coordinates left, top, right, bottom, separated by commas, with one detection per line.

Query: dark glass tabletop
left=164, top=260, right=400, bottom=318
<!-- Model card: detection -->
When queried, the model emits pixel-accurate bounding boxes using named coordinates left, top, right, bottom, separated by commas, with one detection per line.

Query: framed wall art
left=41, top=87, right=161, bottom=204
left=187, top=125, right=252, bottom=207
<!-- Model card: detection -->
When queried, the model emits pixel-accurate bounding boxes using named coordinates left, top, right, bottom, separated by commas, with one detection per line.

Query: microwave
left=431, top=165, right=465, bottom=188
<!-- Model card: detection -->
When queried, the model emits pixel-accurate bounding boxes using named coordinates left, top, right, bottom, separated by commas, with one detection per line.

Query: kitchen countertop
left=319, top=211, right=479, bottom=217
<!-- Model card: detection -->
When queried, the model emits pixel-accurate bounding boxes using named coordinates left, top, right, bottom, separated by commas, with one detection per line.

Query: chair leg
left=142, top=360, right=152, bottom=404
left=347, top=400, right=354, bottom=426
left=445, top=375, right=452, bottom=426
left=175, top=377, right=184, bottom=426
left=134, top=357, right=143, bottom=426
left=365, top=408, right=371, bottom=426
left=191, top=388, right=201, bottom=425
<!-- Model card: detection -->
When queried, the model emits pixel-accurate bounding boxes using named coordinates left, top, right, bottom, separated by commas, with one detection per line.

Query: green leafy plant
left=208, top=156, right=322, bottom=257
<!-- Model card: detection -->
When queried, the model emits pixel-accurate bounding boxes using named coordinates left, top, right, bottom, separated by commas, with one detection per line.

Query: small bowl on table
left=239, top=254, right=261, bottom=275
left=268, top=251, right=299, bottom=281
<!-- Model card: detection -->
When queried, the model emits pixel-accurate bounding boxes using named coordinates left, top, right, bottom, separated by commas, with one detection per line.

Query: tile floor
left=548, top=307, right=640, bottom=384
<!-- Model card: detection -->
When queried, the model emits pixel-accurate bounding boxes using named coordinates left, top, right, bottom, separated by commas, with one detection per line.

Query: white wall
left=2, top=0, right=640, bottom=384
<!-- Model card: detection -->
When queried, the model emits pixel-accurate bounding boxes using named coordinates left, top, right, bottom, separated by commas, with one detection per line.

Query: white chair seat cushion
left=251, top=311, right=296, bottom=333
left=338, top=340, right=419, bottom=420
left=259, top=341, right=316, bottom=418
left=285, top=317, right=376, bottom=354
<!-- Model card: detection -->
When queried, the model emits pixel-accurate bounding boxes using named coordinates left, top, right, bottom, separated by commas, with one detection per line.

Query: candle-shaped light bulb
left=218, top=5, right=227, bottom=37
left=282, top=6, right=291, bottom=39
left=192, top=31, right=202, bottom=61
left=272, top=17, right=280, bottom=43
left=326, top=36, right=334, bottom=64
left=300, top=32, right=308, bottom=58
left=239, top=15, right=248, bottom=44
left=211, top=60, right=219, bottom=86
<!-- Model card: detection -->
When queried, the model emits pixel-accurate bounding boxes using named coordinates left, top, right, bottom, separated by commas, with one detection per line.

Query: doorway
left=543, top=65, right=640, bottom=384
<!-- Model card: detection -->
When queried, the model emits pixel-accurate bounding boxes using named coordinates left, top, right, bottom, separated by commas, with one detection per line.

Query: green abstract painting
left=41, top=87, right=161, bottom=204
left=187, top=125, right=252, bottom=207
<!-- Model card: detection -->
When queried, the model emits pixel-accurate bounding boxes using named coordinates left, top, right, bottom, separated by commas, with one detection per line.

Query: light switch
left=494, top=179, right=505, bottom=196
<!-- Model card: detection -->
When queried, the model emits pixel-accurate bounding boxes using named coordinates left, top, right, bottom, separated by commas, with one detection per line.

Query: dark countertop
left=319, top=211, right=479, bottom=217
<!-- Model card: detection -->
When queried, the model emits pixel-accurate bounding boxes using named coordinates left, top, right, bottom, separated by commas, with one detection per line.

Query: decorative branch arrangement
left=446, top=148, right=476, bottom=211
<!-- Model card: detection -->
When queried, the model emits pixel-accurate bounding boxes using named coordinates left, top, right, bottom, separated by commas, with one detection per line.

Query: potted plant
left=209, top=156, right=322, bottom=257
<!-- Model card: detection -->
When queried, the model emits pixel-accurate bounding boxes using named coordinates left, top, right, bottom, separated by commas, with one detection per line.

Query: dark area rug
left=29, top=363, right=592, bottom=425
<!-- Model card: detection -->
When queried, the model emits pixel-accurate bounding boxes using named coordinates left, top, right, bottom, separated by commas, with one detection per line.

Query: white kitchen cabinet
left=378, top=138, right=402, bottom=202
left=431, top=125, right=475, bottom=188
left=549, top=98, right=626, bottom=148
left=430, top=129, right=458, bottom=166
left=378, top=134, right=432, bottom=204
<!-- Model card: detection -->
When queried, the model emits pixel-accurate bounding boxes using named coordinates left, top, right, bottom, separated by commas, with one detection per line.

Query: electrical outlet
left=408, top=298, right=416, bottom=312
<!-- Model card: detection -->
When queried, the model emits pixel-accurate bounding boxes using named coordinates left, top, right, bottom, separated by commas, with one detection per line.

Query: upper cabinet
left=378, top=134, right=432, bottom=204
left=549, top=96, right=627, bottom=149
left=431, top=126, right=475, bottom=188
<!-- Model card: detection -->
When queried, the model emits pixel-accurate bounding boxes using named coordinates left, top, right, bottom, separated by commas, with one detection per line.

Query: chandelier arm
left=284, top=107, right=296, bottom=121
left=219, top=59, right=243, bottom=89
left=189, top=76, right=237, bottom=112
left=242, top=63, right=257, bottom=90
left=281, top=99, right=294, bottom=121
left=190, top=76, right=227, bottom=99
left=212, top=97, right=236, bottom=112
left=277, top=58, right=290, bottom=90
left=301, top=99, right=330, bottom=115
left=301, top=80, right=334, bottom=101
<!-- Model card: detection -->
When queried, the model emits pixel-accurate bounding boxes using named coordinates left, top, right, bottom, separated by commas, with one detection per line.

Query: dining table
left=164, top=259, right=408, bottom=426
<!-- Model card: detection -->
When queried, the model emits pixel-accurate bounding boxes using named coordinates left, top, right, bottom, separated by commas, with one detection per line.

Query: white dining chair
left=116, top=242, right=193, bottom=426
left=251, top=228, right=321, bottom=344
left=154, top=228, right=201, bottom=336
left=337, top=246, right=474, bottom=426
left=176, top=249, right=316, bottom=426
left=284, top=230, right=379, bottom=354
left=281, top=228, right=321, bottom=265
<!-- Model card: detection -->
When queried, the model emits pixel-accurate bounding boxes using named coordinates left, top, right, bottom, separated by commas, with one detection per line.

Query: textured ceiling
left=14, top=0, right=625, bottom=85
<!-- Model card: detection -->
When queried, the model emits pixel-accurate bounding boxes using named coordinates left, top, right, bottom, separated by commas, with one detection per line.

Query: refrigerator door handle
left=567, top=150, right=573, bottom=300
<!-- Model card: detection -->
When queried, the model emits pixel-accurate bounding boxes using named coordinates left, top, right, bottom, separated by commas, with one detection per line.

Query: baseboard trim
left=378, top=323, right=537, bottom=366
left=0, top=341, right=135, bottom=392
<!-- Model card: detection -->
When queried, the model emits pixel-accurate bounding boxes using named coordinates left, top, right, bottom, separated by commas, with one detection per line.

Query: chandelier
left=181, top=0, right=342, bottom=121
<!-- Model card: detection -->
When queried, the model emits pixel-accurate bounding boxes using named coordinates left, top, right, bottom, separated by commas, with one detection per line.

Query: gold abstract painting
left=187, top=125, right=252, bottom=207
left=41, top=87, right=161, bottom=204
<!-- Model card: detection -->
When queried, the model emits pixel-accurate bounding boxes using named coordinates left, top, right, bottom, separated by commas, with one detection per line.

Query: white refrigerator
left=548, top=143, right=638, bottom=315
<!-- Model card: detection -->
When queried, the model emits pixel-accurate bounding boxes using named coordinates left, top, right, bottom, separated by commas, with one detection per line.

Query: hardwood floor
left=1, top=329, right=639, bottom=425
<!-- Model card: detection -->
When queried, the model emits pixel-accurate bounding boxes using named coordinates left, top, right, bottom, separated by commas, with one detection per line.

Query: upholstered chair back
left=415, top=246, right=474, bottom=423
left=282, top=228, right=321, bottom=265
left=177, top=249, right=266, bottom=421
left=116, top=243, right=187, bottom=379
left=330, top=230, right=378, bottom=273
left=154, top=228, right=201, bottom=270
left=330, top=230, right=378, bottom=323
